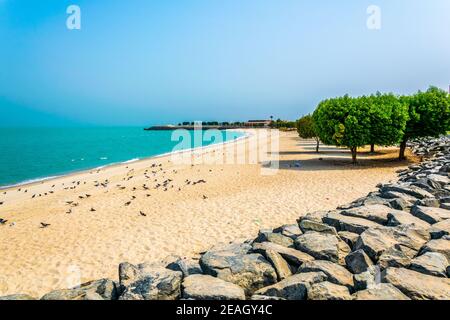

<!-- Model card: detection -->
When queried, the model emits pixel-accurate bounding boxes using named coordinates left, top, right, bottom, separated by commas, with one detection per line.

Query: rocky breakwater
left=1, top=137, right=449, bottom=301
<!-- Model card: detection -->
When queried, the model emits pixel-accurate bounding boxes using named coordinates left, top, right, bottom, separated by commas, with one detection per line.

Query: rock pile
left=1, top=137, right=449, bottom=301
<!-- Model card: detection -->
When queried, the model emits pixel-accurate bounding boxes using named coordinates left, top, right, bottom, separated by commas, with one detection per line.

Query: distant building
left=244, top=120, right=272, bottom=128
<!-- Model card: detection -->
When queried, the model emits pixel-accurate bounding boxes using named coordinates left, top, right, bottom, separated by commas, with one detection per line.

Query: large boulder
left=254, top=272, right=327, bottom=300
left=430, top=219, right=450, bottom=239
left=341, top=205, right=402, bottom=225
left=265, top=249, right=292, bottom=281
left=352, top=283, right=410, bottom=300
left=200, top=246, right=277, bottom=296
left=382, top=267, right=450, bottom=300
left=252, top=242, right=314, bottom=267
left=387, top=211, right=431, bottom=229
left=118, top=263, right=182, bottom=300
left=411, top=206, right=450, bottom=224
left=273, top=224, right=303, bottom=239
left=307, top=282, right=352, bottom=300
left=345, top=249, right=374, bottom=274
left=410, top=252, right=448, bottom=278
left=322, top=211, right=380, bottom=235
left=377, top=246, right=411, bottom=270
left=297, top=260, right=354, bottom=289
left=299, top=219, right=337, bottom=235
left=255, top=230, right=294, bottom=248
left=420, top=237, right=450, bottom=261
left=353, top=265, right=381, bottom=291
left=294, top=232, right=342, bottom=263
left=41, top=279, right=118, bottom=300
left=166, top=257, right=203, bottom=277
left=181, top=275, right=245, bottom=300
left=354, top=225, right=430, bottom=262
left=338, top=231, right=360, bottom=250
left=380, top=184, right=434, bottom=200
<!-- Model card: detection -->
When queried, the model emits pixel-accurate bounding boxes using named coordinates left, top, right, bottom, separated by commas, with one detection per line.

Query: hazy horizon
left=1, top=0, right=449, bottom=126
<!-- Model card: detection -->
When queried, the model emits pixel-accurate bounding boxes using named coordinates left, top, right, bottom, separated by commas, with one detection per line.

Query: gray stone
left=354, top=225, right=430, bottom=262
left=345, top=249, right=374, bottom=274
left=166, top=257, right=203, bottom=277
left=41, top=279, right=118, bottom=300
left=308, top=281, right=352, bottom=300
left=255, top=230, right=294, bottom=248
left=382, top=267, right=450, bottom=300
left=387, top=211, right=431, bottom=229
left=295, top=232, right=341, bottom=263
left=389, top=198, right=413, bottom=211
left=323, top=211, right=380, bottom=235
left=353, top=265, right=381, bottom=291
left=411, top=206, right=450, bottom=224
left=299, top=219, right=337, bottom=235
left=378, top=246, right=411, bottom=270
left=254, top=272, right=327, bottom=300
left=341, top=205, right=401, bottom=225
left=299, top=211, right=329, bottom=223
left=420, top=238, right=450, bottom=261
left=273, top=224, right=302, bottom=239
left=410, top=252, right=448, bottom=277
left=118, top=263, right=182, bottom=300
left=416, top=198, right=441, bottom=208
left=252, top=241, right=315, bottom=267
left=338, top=231, right=360, bottom=250
left=297, top=260, right=354, bottom=289
left=381, top=191, right=419, bottom=204
left=200, top=248, right=277, bottom=296
left=380, top=184, right=434, bottom=200
left=0, top=294, right=36, bottom=300
left=353, top=283, right=410, bottom=300
left=430, top=219, right=450, bottom=239
left=265, top=249, right=292, bottom=281
left=182, top=275, right=245, bottom=300
left=428, top=174, right=450, bottom=187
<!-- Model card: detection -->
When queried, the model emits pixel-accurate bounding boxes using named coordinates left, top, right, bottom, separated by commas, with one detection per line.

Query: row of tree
left=296, top=87, right=450, bottom=163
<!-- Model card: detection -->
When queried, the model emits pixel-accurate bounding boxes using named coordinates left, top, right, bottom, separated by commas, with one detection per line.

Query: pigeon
left=40, top=222, right=51, bottom=228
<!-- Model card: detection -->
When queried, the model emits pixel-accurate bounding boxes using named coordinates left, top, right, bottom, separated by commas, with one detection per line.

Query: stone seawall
left=1, top=137, right=449, bottom=300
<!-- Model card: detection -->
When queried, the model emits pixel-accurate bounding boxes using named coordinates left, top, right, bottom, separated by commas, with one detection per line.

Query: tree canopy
left=296, top=114, right=320, bottom=152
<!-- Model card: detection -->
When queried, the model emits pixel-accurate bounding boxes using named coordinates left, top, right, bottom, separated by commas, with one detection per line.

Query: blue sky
left=1, top=0, right=449, bottom=126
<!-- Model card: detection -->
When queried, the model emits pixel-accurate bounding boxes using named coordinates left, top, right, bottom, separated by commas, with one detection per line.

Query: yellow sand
left=0, top=130, right=410, bottom=297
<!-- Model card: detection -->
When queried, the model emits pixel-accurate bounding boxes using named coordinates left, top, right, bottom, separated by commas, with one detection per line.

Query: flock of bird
left=0, top=161, right=212, bottom=230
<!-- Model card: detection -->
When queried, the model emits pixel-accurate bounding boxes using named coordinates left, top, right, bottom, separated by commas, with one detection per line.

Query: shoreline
left=0, top=129, right=251, bottom=191
left=0, top=131, right=410, bottom=297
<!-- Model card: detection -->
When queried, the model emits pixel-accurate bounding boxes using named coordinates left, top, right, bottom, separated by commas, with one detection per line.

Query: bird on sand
left=40, top=222, right=51, bottom=228
left=139, top=211, right=147, bottom=217
left=0, top=218, right=8, bottom=225
left=90, top=207, right=96, bottom=212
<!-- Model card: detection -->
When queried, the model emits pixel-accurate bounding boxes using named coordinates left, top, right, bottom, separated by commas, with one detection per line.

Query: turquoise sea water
left=0, top=127, right=244, bottom=188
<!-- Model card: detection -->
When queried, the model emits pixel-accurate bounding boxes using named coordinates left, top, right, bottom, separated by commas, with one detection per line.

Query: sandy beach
left=0, top=130, right=413, bottom=297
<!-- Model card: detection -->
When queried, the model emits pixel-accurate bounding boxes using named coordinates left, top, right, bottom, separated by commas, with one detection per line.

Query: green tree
left=296, top=114, right=320, bottom=152
left=367, top=93, right=409, bottom=153
left=399, top=86, right=450, bottom=159
left=313, top=95, right=372, bottom=164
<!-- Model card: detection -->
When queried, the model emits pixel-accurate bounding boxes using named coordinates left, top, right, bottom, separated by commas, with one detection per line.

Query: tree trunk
left=370, top=144, right=375, bottom=153
left=350, top=147, right=357, bottom=164
left=399, top=139, right=407, bottom=160
left=315, top=138, right=320, bottom=153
